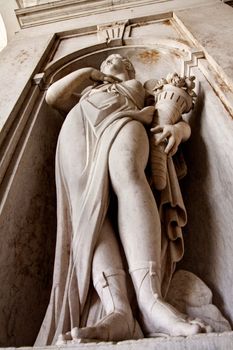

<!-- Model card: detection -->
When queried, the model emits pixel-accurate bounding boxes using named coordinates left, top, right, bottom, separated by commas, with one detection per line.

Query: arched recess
left=40, top=38, right=202, bottom=85
left=1, top=34, right=233, bottom=347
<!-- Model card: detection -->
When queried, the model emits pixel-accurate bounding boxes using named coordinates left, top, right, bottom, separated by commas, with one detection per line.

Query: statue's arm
left=46, top=68, right=118, bottom=113
left=119, top=106, right=155, bottom=125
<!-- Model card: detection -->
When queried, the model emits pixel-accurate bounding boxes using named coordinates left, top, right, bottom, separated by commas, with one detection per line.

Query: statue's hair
left=100, top=54, right=135, bottom=79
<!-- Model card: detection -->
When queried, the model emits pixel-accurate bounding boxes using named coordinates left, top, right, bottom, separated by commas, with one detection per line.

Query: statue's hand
left=90, top=69, right=122, bottom=83
left=150, top=124, right=183, bottom=156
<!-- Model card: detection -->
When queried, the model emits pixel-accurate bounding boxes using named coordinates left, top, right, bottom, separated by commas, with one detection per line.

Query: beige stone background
left=1, top=0, right=233, bottom=349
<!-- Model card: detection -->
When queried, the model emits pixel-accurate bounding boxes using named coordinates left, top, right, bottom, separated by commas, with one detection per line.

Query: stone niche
left=0, top=14, right=233, bottom=347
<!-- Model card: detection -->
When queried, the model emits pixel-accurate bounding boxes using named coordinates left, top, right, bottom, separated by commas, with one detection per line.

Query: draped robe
left=35, top=79, right=187, bottom=345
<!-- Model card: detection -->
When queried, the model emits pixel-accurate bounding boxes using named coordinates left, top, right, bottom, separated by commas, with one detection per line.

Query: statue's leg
left=70, top=218, right=142, bottom=342
left=109, top=120, right=204, bottom=336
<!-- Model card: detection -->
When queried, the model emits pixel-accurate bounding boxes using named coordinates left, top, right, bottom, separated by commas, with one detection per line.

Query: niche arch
left=40, top=38, right=201, bottom=86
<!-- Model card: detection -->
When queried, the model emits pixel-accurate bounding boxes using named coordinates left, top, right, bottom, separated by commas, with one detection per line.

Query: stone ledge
left=2, top=332, right=233, bottom=350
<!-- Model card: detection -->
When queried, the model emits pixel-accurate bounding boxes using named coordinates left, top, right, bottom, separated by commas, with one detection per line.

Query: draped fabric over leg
left=35, top=84, right=139, bottom=345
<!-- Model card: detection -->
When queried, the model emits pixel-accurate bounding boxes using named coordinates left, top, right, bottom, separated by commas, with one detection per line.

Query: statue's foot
left=140, top=295, right=209, bottom=337
left=56, top=312, right=138, bottom=345
left=71, top=311, right=136, bottom=342
left=56, top=332, right=72, bottom=345
left=130, top=263, right=211, bottom=338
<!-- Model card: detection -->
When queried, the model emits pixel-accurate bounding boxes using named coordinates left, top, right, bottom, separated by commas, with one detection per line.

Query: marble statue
left=35, top=54, right=210, bottom=345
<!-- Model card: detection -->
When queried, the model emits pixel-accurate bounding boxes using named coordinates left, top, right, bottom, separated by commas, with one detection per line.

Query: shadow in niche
left=29, top=105, right=65, bottom=345
left=178, top=83, right=227, bottom=322
left=0, top=102, right=64, bottom=347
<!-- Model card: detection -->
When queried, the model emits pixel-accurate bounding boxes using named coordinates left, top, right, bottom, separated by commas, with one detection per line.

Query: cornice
left=15, top=0, right=169, bottom=28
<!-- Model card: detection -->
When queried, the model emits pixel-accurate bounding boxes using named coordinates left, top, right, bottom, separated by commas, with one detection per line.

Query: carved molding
left=97, top=21, right=128, bottom=44
left=15, top=0, right=169, bottom=28
left=33, top=72, right=46, bottom=87
left=16, top=0, right=61, bottom=8
left=182, top=49, right=204, bottom=77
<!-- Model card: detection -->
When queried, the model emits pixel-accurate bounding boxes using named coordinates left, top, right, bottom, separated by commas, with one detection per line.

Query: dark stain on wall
left=138, top=50, right=160, bottom=64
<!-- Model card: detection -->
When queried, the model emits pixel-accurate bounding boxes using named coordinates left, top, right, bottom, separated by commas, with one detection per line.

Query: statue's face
left=101, top=55, right=129, bottom=78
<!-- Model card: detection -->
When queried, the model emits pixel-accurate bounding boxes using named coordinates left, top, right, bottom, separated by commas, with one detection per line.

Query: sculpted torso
left=35, top=54, right=209, bottom=345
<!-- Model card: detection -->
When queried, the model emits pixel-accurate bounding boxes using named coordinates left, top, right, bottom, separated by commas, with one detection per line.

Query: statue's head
left=100, top=54, right=135, bottom=79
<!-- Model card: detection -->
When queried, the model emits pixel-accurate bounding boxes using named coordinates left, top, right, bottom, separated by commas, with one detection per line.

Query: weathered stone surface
left=0, top=34, right=53, bottom=137
left=180, top=66, right=233, bottom=328
left=175, top=2, right=233, bottom=89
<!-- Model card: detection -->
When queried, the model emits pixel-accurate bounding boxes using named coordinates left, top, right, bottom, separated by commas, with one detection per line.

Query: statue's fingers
left=168, top=140, right=179, bottom=156
left=91, top=70, right=105, bottom=82
left=104, top=75, right=122, bottom=83
left=169, top=144, right=178, bottom=157
left=150, top=125, right=163, bottom=133
left=103, top=76, right=114, bottom=83
left=156, top=130, right=171, bottom=145
left=143, top=105, right=155, bottom=113
left=165, top=136, right=175, bottom=154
